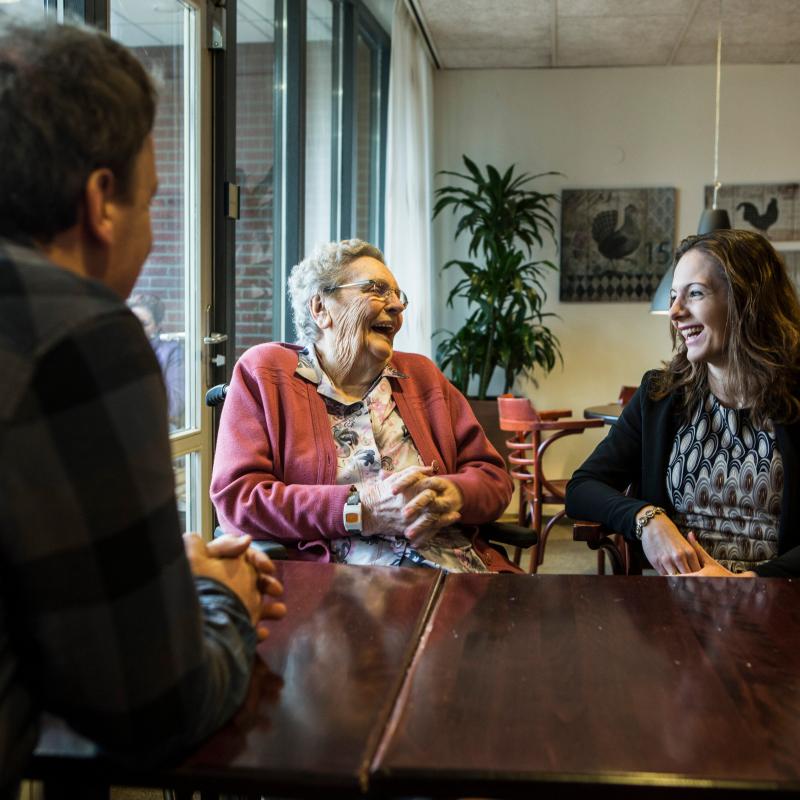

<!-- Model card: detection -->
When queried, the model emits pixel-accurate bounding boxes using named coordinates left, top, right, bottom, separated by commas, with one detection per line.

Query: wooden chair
left=497, top=395, right=604, bottom=573
left=618, top=385, right=637, bottom=405
left=572, top=520, right=648, bottom=575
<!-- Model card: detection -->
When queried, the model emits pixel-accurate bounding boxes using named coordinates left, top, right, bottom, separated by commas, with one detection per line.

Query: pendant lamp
left=651, top=3, right=730, bottom=314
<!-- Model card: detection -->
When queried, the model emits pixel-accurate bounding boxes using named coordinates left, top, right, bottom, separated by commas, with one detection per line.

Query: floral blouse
left=296, top=348, right=487, bottom=573
left=667, top=393, right=782, bottom=573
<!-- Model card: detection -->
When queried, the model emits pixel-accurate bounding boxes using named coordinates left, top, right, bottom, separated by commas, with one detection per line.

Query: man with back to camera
left=0, top=20, right=286, bottom=797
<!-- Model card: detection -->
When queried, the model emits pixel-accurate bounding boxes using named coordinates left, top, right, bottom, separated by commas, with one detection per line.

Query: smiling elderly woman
left=210, top=239, right=514, bottom=572
left=566, top=229, right=800, bottom=578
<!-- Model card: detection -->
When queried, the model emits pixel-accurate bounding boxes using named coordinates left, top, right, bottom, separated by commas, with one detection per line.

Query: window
left=228, top=0, right=390, bottom=350
left=111, top=0, right=208, bottom=534
left=304, top=0, right=334, bottom=254
left=235, top=0, right=276, bottom=359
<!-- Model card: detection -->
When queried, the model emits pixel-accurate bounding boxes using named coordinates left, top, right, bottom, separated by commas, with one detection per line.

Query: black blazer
left=565, top=371, right=800, bottom=577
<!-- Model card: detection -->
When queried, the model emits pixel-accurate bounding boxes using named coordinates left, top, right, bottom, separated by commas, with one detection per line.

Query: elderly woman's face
left=323, top=256, right=405, bottom=370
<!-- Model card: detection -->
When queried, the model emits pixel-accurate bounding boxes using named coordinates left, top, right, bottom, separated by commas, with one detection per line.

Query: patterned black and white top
left=667, top=393, right=783, bottom=572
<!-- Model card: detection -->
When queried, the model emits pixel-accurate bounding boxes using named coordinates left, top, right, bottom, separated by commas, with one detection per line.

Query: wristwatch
left=635, top=506, right=665, bottom=540
left=343, top=484, right=362, bottom=533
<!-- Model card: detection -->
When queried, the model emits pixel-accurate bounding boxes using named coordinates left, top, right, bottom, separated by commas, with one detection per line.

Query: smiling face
left=670, top=249, right=730, bottom=376
left=314, top=256, right=405, bottom=384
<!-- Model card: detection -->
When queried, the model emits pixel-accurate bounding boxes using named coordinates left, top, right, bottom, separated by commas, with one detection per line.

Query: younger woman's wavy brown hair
left=650, top=229, right=800, bottom=425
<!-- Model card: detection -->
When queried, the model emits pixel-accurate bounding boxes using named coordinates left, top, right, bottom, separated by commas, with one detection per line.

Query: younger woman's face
left=669, top=250, right=729, bottom=373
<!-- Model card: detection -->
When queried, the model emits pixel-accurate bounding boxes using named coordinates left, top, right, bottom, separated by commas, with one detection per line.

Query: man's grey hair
left=288, top=239, right=385, bottom=346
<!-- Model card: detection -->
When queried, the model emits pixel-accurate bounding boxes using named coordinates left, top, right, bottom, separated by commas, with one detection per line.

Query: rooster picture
left=737, top=197, right=778, bottom=233
left=591, top=203, right=641, bottom=266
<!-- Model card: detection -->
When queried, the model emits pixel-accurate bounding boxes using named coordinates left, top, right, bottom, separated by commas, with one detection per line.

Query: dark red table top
left=33, top=560, right=441, bottom=796
left=371, top=574, right=800, bottom=797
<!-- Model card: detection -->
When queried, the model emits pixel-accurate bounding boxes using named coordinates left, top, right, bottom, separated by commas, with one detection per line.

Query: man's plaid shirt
left=0, top=240, right=256, bottom=795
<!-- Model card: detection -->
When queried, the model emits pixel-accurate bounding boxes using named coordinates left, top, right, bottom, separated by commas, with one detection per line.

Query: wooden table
left=584, top=403, right=623, bottom=424
left=29, top=568, right=800, bottom=797
left=371, top=574, right=800, bottom=797
left=31, top=561, right=442, bottom=797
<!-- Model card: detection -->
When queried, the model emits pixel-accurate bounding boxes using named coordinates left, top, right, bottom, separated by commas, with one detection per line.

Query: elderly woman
left=566, top=229, right=800, bottom=577
left=211, top=239, right=514, bottom=572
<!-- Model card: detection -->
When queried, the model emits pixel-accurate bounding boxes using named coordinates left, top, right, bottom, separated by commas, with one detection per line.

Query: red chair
left=497, top=396, right=604, bottom=573
left=572, top=520, right=649, bottom=575
left=618, top=385, right=636, bottom=405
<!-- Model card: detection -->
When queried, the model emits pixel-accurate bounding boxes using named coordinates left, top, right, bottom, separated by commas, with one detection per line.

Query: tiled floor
left=516, top=516, right=599, bottom=575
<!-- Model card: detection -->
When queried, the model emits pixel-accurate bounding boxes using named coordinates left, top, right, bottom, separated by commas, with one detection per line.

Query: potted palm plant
left=433, top=156, right=563, bottom=446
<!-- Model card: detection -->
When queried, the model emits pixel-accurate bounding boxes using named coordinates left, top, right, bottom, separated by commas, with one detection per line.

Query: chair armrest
left=250, top=540, right=289, bottom=561
left=478, top=521, right=538, bottom=549
left=537, top=418, right=605, bottom=431
left=572, top=519, right=626, bottom=574
left=572, top=520, right=606, bottom=544
left=213, top=525, right=290, bottom=560
left=538, top=408, right=573, bottom=420
left=572, top=520, right=649, bottom=575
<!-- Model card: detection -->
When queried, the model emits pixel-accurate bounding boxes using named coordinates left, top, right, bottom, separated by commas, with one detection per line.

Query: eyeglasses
left=324, top=279, right=409, bottom=309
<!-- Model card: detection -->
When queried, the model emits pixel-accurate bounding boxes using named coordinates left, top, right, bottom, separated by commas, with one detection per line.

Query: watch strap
left=343, top=484, right=362, bottom=533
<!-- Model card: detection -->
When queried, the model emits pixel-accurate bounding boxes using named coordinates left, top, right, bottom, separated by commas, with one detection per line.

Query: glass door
left=110, top=0, right=213, bottom=536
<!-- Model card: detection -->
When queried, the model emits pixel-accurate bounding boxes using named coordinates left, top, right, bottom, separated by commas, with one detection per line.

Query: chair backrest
left=497, top=395, right=540, bottom=432
left=618, top=385, right=636, bottom=405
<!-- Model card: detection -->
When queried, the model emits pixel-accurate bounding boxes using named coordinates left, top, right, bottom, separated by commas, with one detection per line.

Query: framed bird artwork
left=704, top=182, right=799, bottom=242
left=559, top=187, right=676, bottom=302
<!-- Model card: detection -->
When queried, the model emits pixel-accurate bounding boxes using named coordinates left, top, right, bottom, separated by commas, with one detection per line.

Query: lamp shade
left=649, top=267, right=673, bottom=315
left=697, top=207, right=731, bottom=235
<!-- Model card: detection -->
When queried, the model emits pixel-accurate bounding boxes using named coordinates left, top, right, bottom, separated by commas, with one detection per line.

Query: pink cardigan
left=210, top=342, right=513, bottom=562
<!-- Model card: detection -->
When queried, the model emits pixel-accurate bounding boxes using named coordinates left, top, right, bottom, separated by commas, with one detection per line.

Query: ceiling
left=412, top=0, right=800, bottom=69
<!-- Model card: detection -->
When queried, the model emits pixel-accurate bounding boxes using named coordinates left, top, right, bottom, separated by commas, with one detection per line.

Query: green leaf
left=433, top=157, right=563, bottom=396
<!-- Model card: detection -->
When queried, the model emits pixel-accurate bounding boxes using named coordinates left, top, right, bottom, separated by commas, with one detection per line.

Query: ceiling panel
left=559, top=0, right=695, bottom=17
left=441, top=47, right=552, bottom=69
left=414, top=0, right=800, bottom=68
left=558, top=15, right=685, bottom=66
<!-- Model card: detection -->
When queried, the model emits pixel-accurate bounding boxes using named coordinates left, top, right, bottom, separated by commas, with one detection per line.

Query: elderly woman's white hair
left=288, top=238, right=385, bottom=345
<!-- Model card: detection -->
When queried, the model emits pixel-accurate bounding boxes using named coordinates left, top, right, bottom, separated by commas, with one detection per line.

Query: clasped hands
left=183, top=532, right=287, bottom=640
left=359, top=464, right=464, bottom=547
left=638, top=508, right=756, bottom=578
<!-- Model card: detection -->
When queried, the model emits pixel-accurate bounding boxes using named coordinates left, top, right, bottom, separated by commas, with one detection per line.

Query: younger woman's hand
left=638, top=508, right=702, bottom=575
left=675, top=532, right=756, bottom=578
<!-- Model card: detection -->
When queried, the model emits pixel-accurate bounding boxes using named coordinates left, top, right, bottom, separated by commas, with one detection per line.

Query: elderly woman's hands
left=402, top=475, right=463, bottom=546
left=359, top=466, right=463, bottom=544
left=360, top=465, right=433, bottom=537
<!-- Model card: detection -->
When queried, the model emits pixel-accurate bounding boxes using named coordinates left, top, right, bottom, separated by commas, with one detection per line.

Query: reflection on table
left=30, top=566, right=800, bottom=797
left=31, top=561, right=441, bottom=797
left=372, top=574, right=800, bottom=797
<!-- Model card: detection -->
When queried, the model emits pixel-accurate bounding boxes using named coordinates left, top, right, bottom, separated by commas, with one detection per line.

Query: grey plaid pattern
left=0, top=240, right=256, bottom=795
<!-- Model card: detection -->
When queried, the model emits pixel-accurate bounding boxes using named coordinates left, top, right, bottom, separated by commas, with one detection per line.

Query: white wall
left=433, top=64, right=800, bottom=477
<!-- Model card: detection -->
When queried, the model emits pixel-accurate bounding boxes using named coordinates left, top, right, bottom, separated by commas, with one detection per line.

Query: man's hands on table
left=184, top=532, right=287, bottom=640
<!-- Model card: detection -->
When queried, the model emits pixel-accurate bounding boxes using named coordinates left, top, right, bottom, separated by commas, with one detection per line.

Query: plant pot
left=468, top=398, right=509, bottom=463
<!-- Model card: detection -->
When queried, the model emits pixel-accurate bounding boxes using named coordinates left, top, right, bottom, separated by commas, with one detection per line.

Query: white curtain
left=384, top=0, right=434, bottom=358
